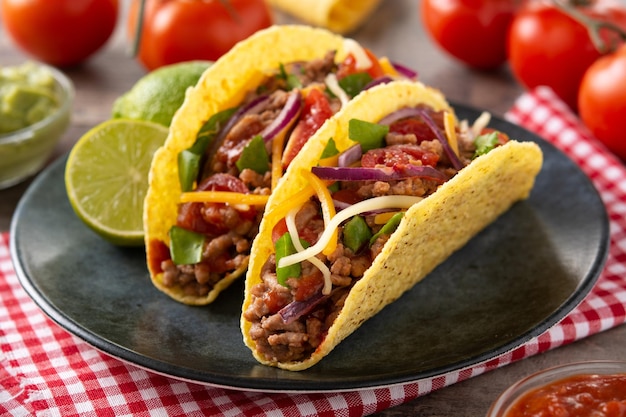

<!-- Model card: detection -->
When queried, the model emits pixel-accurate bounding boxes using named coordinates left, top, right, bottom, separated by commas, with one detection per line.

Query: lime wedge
left=65, top=119, right=168, bottom=246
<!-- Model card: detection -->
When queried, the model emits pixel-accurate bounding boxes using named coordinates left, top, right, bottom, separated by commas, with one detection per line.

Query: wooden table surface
left=1, top=2, right=625, bottom=416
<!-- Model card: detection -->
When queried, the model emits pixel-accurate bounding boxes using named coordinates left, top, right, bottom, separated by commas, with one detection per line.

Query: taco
left=143, top=25, right=416, bottom=305
left=240, top=80, right=543, bottom=370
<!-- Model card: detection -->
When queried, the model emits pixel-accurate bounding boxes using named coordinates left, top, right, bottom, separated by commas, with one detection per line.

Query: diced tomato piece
left=294, top=271, right=324, bottom=302
left=336, top=48, right=385, bottom=80
left=272, top=219, right=288, bottom=244
left=481, top=127, right=510, bottom=145
left=331, top=189, right=362, bottom=205
left=148, top=239, right=171, bottom=273
left=282, top=88, right=333, bottom=168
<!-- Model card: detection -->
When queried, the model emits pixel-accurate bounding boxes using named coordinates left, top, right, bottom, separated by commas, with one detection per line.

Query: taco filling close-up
left=144, top=25, right=416, bottom=306
left=241, top=81, right=543, bottom=370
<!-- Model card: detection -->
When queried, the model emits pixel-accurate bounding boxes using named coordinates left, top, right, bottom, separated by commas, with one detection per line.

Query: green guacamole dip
left=0, top=62, right=72, bottom=188
left=0, top=62, right=60, bottom=134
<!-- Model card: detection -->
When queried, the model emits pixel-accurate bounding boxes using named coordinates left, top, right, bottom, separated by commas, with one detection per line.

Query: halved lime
left=65, top=119, right=168, bottom=246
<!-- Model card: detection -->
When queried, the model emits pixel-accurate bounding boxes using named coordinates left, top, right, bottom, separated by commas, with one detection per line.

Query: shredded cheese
left=285, top=207, right=333, bottom=295
left=180, top=191, right=269, bottom=206
left=471, top=111, right=491, bottom=138
left=271, top=130, right=285, bottom=191
left=325, top=73, right=350, bottom=109
left=317, top=154, right=340, bottom=167
left=444, top=111, right=460, bottom=157
left=278, top=195, right=423, bottom=268
left=374, top=211, right=404, bottom=225
left=379, top=57, right=400, bottom=78
left=343, top=38, right=372, bottom=70
left=299, top=169, right=337, bottom=256
left=264, top=185, right=316, bottom=235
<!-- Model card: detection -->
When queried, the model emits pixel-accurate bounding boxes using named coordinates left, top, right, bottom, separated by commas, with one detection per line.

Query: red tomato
left=282, top=88, right=333, bottom=169
left=0, top=0, right=118, bottom=67
left=420, top=0, right=519, bottom=70
left=128, top=0, right=273, bottom=71
left=508, top=0, right=626, bottom=111
left=271, top=219, right=289, bottom=244
left=579, top=43, right=626, bottom=160
left=336, top=48, right=385, bottom=80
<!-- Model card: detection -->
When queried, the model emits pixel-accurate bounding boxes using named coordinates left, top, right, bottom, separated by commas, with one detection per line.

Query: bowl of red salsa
left=487, top=361, right=626, bottom=417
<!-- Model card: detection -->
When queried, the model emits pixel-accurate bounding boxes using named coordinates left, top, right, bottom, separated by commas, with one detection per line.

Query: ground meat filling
left=245, top=108, right=487, bottom=363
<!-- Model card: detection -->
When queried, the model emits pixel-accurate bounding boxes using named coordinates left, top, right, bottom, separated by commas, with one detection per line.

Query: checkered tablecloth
left=2, top=86, right=626, bottom=416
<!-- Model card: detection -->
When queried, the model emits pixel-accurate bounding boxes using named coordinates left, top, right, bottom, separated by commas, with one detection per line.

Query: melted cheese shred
left=180, top=191, right=269, bottom=206
left=278, top=195, right=424, bottom=269
left=444, top=111, right=459, bottom=157
left=299, top=169, right=338, bottom=256
left=271, top=129, right=286, bottom=191
left=285, top=207, right=333, bottom=295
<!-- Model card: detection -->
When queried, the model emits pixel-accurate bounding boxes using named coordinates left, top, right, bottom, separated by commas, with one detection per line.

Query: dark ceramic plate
left=11, top=105, right=609, bottom=393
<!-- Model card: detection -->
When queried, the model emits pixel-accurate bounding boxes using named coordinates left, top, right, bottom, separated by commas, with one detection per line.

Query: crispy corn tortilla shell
left=269, top=0, right=381, bottom=34
left=143, top=25, right=349, bottom=306
left=241, top=80, right=543, bottom=370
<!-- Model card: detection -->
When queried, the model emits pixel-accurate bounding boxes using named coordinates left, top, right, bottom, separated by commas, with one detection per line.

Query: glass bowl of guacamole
left=0, top=61, right=74, bottom=189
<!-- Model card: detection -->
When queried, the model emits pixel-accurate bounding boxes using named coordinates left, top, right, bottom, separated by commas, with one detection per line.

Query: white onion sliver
left=338, top=143, right=362, bottom=167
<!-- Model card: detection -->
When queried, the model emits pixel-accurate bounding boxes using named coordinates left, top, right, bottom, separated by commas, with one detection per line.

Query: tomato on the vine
left=579, top=43, right=626, bottom=160
left=508, top=0, right=626, bottom=111
left=128, top=0, right=273, bottom=71
left=420, top=0, right=519, bottom=70
left=0, top=0, right=119, bottom=67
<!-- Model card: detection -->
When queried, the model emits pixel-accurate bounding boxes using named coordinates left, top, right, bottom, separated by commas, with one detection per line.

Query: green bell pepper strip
left=178, top=107, right=237, bottom=192
left=343, top=215, right=372, bottom=253
left=236, top=134, right=270, bottom=174
left=275, top=233, right=310, bottom=286
left=278, top=63, right=303, bottom=90
left=369, top=212, right=404, bottom=245
left=349, top=119, right=389, bottom=152
left=169, top=225, right=205, bottom=265
left=474, top=131, right=499, bottom=158
left=320, top=137, right=339, bottom=159
left=338, top=72, right=372, bottom=97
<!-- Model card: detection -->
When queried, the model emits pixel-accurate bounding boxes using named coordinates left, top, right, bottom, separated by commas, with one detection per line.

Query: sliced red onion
left=261, top=90, right=302, bottom=143
left=415, top=108, right=464, bottom=170
left=338, top=143, right=362, bottom=167
left=215, top=95, right=270, bottom=144
left=278, top=292, right=328, bottom=325
left=377, top=107, right=423, bottom=126
left=363, top=76, right=394, bottom=91
left=311, top=165, right=447, bottom=182
left=391, top=61, right=418, bottom=79
left=332, top=198, right=351, bottom=211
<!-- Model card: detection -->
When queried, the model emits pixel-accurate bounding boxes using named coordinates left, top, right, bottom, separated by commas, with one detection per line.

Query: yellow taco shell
left=143, top=25, right=349, bottom=305
left=270, top=0, right=381, bottom=34
left=241, top=80, right=543, bottom=370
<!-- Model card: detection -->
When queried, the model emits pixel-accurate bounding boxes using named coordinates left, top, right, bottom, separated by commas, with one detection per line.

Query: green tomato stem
left=553, top=0, right=626, bottom=54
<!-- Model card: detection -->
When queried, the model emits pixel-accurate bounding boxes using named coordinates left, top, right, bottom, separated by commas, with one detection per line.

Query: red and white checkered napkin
left=2, top=86, right=626, bottom=417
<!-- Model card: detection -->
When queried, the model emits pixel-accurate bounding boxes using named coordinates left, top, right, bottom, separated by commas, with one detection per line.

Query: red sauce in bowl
left=505, top=374, right=626, bottom=417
